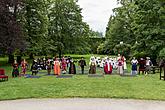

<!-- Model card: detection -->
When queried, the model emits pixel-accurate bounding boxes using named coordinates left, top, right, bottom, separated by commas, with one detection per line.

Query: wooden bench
left=0, top=69, right=8, bottom=81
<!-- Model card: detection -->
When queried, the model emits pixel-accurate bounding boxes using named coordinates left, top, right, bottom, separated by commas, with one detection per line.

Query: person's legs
left=81, top=66, right=84, bottom=74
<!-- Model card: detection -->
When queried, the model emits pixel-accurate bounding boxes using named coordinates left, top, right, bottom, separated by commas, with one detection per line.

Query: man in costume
left=47, top=58, right=52, bottom=75
left=145, top=57, right=153, bottom=75
left=31, top=59, right=38, bottom=75
left=12, top=60, right=19, bottom=77
left=131, top=57, right=138, bottom=75
left=79, top=57, right=86, bottom=74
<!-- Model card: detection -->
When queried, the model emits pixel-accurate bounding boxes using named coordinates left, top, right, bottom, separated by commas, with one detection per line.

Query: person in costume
left=89, top=57, right=96, bottom=74
left=31, top=60, right=38, bottom=75
left=12, top=60, right=19, bottom=77
left=138, top=58, right=146, bottom=75
left=131, top=57, right=138, bottom=75
left=104, top=58, right=112, bottom=74
left=54, top=57, right=61, bottom=75
left=21, top=59, right=28, bottom=75
left=47, top=59, right=52, bottom=75
left=100, top=58, right=105, bottom=68
left=69, top=59, right=76, bottom=74
left=145, top=57, right=153, bottom=75
left=123, top=56, right=127, bottom=70
left=79, top=57, right=86, bottom=74
left=117, top=57, right=124, bottom=75
left=61, top=57, right=67, bottom=74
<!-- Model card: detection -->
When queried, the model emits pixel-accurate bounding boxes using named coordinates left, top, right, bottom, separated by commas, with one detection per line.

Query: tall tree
left=49, top=0, right=90, bottom=57
left=105, top=0, right=165, bottom=58
left=0, top=0, right=25, bottom=63
left=22, top=0, right=49, bottom=57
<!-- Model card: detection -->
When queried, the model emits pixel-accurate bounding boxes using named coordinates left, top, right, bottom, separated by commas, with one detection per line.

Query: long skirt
left=124, top=62, right=127, bottom=70
left=89, top=65, right=96, bottom=74
left=54, top=65, right=61, bottom=75
left=117, top=66, right=123, bottom=75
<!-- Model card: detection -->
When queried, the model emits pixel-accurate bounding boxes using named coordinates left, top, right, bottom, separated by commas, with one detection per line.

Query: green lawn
left=0, top=55, right=165, bottom=101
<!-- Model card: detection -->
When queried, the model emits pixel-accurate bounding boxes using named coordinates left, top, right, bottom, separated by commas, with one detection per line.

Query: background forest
left=0, top=0, right=164, bottom=62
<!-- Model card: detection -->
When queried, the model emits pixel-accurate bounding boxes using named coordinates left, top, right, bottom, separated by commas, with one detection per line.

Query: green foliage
left=97, top=43, right=105, bottom=54
left=159, top=48, right=165, bottom=58
left=114, top=43, right=131, bottom=57
left=105, top=0, right=165, bottom=58
left=48, top=0, right=90, bottom=56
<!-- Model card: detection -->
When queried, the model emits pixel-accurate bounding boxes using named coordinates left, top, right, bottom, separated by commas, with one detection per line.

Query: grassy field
left=0, top=55, right=165, bottom=101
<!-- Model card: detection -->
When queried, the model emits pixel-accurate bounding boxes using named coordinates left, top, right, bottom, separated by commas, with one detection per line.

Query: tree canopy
left=103, top=0, right=165, bottom=58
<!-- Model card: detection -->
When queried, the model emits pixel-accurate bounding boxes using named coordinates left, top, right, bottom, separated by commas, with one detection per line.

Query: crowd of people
left=11, top=55, right=154, bottom=78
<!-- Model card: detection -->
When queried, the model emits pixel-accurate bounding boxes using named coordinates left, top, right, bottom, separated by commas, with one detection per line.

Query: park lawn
left=0, top=55, right=165, bottom=101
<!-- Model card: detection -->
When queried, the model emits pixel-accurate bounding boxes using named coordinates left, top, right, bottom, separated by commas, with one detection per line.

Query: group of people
left=89, top=54, right=153, bottom=76
left=89, top=55, right=127, bottom=75
left=12, top=59, right=28, bottom=77
left=11, top=55, right=153, bottom=78
left=30, top=56, right=87, bottom=76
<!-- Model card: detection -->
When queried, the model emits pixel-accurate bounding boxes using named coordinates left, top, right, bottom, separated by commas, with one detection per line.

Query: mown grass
left=0, top=55, right=165, bottom=101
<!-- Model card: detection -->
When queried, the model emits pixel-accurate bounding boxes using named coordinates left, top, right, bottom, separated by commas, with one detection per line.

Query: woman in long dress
left=54, top=57, right=61, bottom=75
left=104, top=61, right=112, bottom=74
left=123, top=56, right=127, bottom=70
left=61, top=57, right=67, bottom=74
left=89, top=57, right=96, bottom=74
left=117, top=57, right=124, bottom=75
left=69, top=60, right=76, bottom=74
left=21, top=59, right=28, bottom=75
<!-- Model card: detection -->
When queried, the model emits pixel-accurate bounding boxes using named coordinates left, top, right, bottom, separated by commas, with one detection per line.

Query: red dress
left=104, top=62, right=112, bottom=74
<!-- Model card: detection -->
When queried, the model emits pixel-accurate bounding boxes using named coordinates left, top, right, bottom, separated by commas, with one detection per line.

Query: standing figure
left=79, top=57, right=86, bottom=74
left=104, top=58, right=112, bottom=74
left=54, top=57, right=61, bottom=75
left=21, top=59, right=28, bottom=75
left=31, top=60, right=38, bottom=75
left=145, top=57, right=152, bottom=75
left=131, top=57, right=138, bottom=75
left=61, top=57, right=67, bottom=74
left=12, top=60, right=19, bottom=77
left=123, top=56, right=127, bottom=70
left=89, top=57, right=96, bottom=74
left=69, top=60, right=76, bottom=74
left=117, top=57, right=124, bottom=75
left=47, top=59, right=52, bottom=75
left=43, top=57, right=47, bottom=70
left=138, top=58, right=146, bottom=75
left=100, top=58, right=105, bottom=68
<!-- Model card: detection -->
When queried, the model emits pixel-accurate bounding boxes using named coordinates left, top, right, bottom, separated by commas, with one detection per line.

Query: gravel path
left=0, top=98, right=165, bottom=110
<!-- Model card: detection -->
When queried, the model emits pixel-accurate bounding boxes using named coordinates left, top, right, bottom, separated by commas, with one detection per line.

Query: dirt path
left=0, top=98, right=165, bottom=110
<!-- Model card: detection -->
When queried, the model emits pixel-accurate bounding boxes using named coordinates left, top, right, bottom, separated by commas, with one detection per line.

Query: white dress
left=124, top=58, right=127, bottom=70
